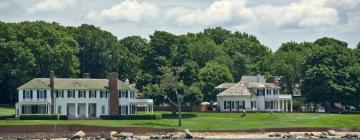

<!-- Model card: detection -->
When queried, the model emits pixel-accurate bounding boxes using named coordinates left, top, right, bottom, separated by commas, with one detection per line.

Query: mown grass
left=0, top=105, right=14, bottom=116
left=0, top=109, right=359, bottom=131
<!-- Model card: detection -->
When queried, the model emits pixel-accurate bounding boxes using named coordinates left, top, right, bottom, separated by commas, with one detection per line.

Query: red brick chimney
left=82, top=73, right=90, bottom=78
left=49, top=71, right=55, bottom=114
left=108, top=72, right=119, bottom=115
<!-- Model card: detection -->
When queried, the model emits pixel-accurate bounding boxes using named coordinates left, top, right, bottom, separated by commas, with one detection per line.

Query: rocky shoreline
left=0, top=125, right=359, bottom=139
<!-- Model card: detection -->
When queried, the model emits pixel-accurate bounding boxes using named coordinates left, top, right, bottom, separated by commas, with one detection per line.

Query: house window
left=102, top=106, right=105, bottom=114
left=120, top=91, right=127, bottom=98
left=24, top=90, right=32, bottom=99
left=37, top=90, right=46, bottom=99
left=266, top=89, right=271, bottom=95
left=89, top=90, right=96, bottom=98
left=58, top=106, right=62, bottom=114
left=56, top=90, right=64, bottom=98
left=68, top=90, right=75, bottom=98
left=100, top=90, right=107, bottom=98
left=251, top=101, right=256, bottom=108
left=257, top=89, right=264, bottom=96
left=79, top=90, right=86, bottom=98
left=273, top=89, right=279, bottom=95
left=224, top=101, right=231, bottom=110
left=265, top=101, right=273, bottom=109
left=120, top=106, right=128, bottom=115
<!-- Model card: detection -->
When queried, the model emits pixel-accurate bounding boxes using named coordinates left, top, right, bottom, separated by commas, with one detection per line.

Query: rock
left=319, top=134, right=327, bottom=138
left=120, top=132, right=133, bottom=138
left=110, top=131, right=120, bottom=139
left=274, top=132, right=281, bottom=137
left=16, top=137, right=24, bottom=140
left=150, top=135, right=161, bottom=139
left=327, top=130, right=336, bottom=136
left=268, top=133, right=274, bottom=137
left=351, top=134, right=358, bottom=138
left=87, top=137, right=95, bottom=140
left=303, top=132, right=310, bottom=137
left=72, top=131, right=86, bottom=139
left=310, top=132, right=315, bottom=136
left=184, top=129, right=194, bottom=139
left=296, top=135, right=304, bottom=139
left=95, top=136, right=102, bottom=140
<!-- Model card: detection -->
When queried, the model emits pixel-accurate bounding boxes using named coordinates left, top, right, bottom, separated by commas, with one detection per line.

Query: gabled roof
left=244, top=82, right=280, bottom=88
left=215, top=83, right=235, bottom=89
left=217, top=82, right=255, bottom=97
left=18, top=78, right=134, bottom=90
left=240, top=75, right=266, bottom=83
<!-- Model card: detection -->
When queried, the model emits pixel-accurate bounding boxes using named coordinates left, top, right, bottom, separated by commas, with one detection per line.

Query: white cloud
left=28, top=0, right=75, bottom=13
left=167, top=0, right=339, bottom=28
left=166, top=0, right=254, bottom=26
left=87, top=0, right=160, bottom=23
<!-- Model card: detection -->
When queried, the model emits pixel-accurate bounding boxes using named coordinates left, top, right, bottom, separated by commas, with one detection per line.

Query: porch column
left=151, top=105, right=153, bottom=114
left=85, top=103, right=89, bottom=118
left=127, top=105, right=130, bottom=115
left=282, top=100, right=285, bottom=112
left=290, top=100, right=293, bottom=112
left=285, top=100, right=288, bottom=112
left=18, top=104, right=22, bottom=117
left=277, top=100, right=280, bottom=111
left=75, top=103, right=78, bottom=118
left=145, top=105, right=148, bottom=114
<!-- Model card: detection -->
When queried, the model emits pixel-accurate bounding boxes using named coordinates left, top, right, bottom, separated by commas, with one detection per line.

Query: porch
left=16, top=103, right=50, bottom=117
left=67, top=103, right=97, bottom=118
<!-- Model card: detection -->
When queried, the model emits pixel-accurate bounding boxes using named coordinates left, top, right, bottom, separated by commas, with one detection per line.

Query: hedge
left=0, top=115, right=15, bottom=120
left=100, top=114, right=160, bottom=120
left=19, top=114, right=68, bottom=120
left=161, top=113, right=197, bottom=119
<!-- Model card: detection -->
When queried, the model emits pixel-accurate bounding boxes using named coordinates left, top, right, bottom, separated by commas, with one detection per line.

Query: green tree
left=300, top=45, right=359, bottom=111
left=120, top=36, right=149, bottom=58
left=198, top=62, right=234, bottom=101
left=314, top=37, right=348, bottom=48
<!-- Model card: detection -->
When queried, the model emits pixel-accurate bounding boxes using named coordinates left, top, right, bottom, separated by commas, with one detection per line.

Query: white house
left=216, top=75, right=292, bottom=112
left=15, top=72, right=153, bottom=118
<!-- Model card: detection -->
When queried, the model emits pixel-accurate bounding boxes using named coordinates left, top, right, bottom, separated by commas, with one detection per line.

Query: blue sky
left=0, top=0, right=359, bottom=50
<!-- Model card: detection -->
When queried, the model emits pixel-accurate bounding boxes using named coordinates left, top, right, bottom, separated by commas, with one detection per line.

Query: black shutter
left=44, top=90, right=47, bottom=98
left=223, top=101, right=226, bottom=110
left=243, top=101, right=245, bottom=109
left=37, top=90, right=39, bottom=99
left=23, top=91, right=25, bottom=99
left=126, top=91, right=128, bottom=98
left=30, top=90, right=33, bottom=99
left=94, top=91, right=96, bottom=98
left=68, top=91, right=70, bottom=98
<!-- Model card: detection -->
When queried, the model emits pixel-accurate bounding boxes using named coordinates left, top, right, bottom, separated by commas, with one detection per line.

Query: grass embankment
left=0, top=108, right=359, bottom=131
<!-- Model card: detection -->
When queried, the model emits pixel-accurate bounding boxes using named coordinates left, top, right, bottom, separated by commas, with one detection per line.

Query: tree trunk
left=178, top=101, right=182, bottom=127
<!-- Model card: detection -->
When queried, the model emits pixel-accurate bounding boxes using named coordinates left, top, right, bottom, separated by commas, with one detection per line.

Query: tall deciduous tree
left=300, top=45, right=359, bottom=111
left=199, top=62, right=234, bottom=101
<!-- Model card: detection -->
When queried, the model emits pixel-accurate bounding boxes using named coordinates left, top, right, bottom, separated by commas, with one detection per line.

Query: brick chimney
left=108, top=72, right=119, bottom=115
left=82, top=73, right=90, bottom=78
left=49, top=71, right=55, bottom=114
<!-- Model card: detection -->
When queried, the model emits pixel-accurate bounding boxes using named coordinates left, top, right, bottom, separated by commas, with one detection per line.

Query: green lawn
left=0, top=105, right=14, bottom=116
left=0, top=110, right=360, bottom=131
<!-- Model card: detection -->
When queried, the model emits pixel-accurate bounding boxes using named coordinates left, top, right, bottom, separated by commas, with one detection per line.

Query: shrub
left=19, top=114, right=68, bottom=120
left=161, top=113, right=197, bottom=119
left=100, top=114, right=160, bottom=120
left=0, top=115, right=15, bottom=120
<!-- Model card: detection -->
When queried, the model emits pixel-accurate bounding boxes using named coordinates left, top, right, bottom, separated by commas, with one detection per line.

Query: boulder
left=184, top=129, right=193, bottom=139
left=72, top=131, right=86, bottom=139
left=268, top=133, right=274, bottom=137
left=327, top=130, right=336, bottom=136
left=303, top=132, right=310, bottom=137
left=274, top=132, right=281, bottom=137
left=110, top=131, right=120, bottom=139
left=120, top=132, right=133, bottom=138
left=150, top=135, right=162, bottom=139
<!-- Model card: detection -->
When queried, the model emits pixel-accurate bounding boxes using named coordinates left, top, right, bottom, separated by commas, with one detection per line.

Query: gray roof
left=216, top=81, right=280, bottom=97
left=215, top=83, right=235, bottom=89
left=217, top=83, right=255, bottom=97
left=18, top=78, right=135, bottom=90
left=240, top=75, right=266, bottom=83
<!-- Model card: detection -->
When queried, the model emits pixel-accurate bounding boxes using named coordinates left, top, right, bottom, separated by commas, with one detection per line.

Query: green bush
left=0, top=115, right=15, bottom=120
left=161, top=113, right=197, bottom=119
left=100, top=114, right=160, bottom=120
left=19, top=114, right=68, bottom=120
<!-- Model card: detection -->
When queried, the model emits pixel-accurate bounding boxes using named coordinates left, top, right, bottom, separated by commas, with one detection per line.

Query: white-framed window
left=102, top=106, right=105, bottom=114
left=79, top=90, right=86, bottom=98
left=23, top=90, right=32, bottom=99
left=266, top=89, right=271, bottom=95
left=58, top=106, right=62, bottom=114
left=273, top=89, right=279, bottom=95
left=251, top=101, right=256, bottom=108
left=120, top=106, right=128, bottom=115
left=37, top=90, right=46, bottom=99
left=68, top=90, right=75, bottom=98
left=89, top=90, right=96, bottom=98
left=56, top=90, right=64, bottom=98
left=100, top=90, right=107, bottom=98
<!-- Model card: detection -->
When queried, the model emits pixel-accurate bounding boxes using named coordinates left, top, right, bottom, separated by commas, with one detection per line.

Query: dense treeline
left=0, top=21, right=359, bottom=111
